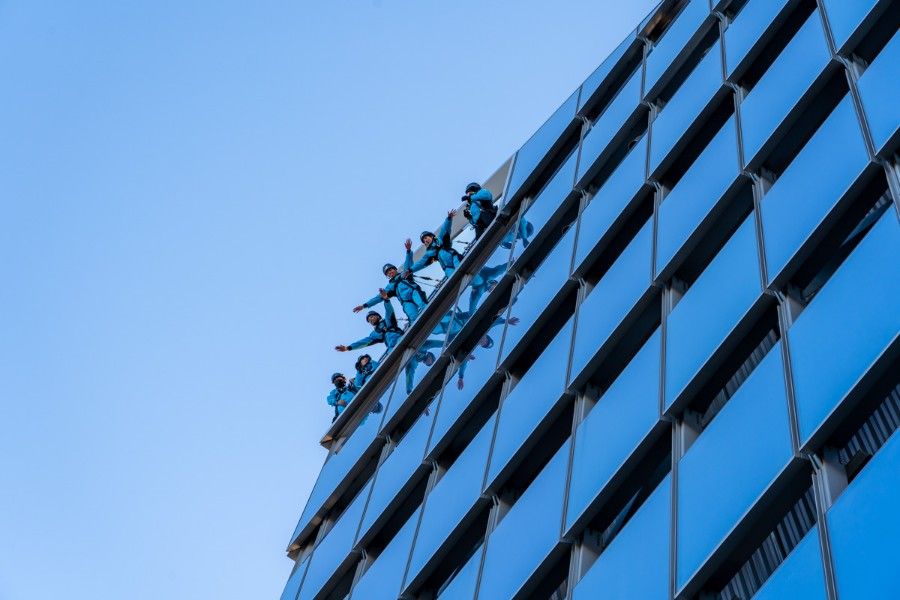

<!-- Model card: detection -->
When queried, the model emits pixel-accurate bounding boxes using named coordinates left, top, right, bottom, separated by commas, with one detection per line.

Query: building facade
left=283, top=0, right=900, bottom=598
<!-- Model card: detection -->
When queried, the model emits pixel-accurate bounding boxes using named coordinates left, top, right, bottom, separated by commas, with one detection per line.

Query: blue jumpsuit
left=327, top=382, right=357, bottom=419
left=409, top=216, right=463, bottom=278
left=348, top=301, right=403, bottom=351
left=466, top=188, right=496, bottom=238
left=466, top=262, right=510, bottom=313
left=362, top=250, right=428, bottom=322
left=353, top=359, right=380, bottom=389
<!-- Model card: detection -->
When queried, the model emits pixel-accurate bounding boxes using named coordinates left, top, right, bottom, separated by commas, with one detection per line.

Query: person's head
left=383, top=263, right=398, bottom=278
left=465, top=182, right=481, bottom=197
left=420, top=230, right=435, bottom=246
left=366, top=310, right=382, bottom=326
left=331, top=372, right=346, bottom=387
left=356, top=354, right=372, bottom=371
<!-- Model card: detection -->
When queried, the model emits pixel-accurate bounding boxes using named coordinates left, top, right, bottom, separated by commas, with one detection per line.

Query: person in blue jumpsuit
left=353, top=354, right=379, bottom=389
left=463, top=182, right=497, bottom=239
left=336, top=300, right=403, bottom=353
left=327, top=373, right=357, bottom=422
left=408, top=210, right=464, bottom=278
left=453, top=312, right=518, bottom=389
left=354, top=239, right=428, bottom=323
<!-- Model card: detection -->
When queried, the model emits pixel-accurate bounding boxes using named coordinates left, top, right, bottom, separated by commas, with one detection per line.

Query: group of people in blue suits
left=325, top=182, right=499, bottom=420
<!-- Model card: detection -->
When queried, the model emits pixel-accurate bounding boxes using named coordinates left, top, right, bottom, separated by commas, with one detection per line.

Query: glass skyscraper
left=283, top=0, right=899, bottom=598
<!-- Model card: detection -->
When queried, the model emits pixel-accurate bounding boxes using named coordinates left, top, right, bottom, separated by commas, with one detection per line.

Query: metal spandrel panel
left=820, top=0, right=879, bottom=50
left=857, top=28, right=900, bottom=155
left=436, top=543, right=482, bottom=599
left=790, top=209, right=900, bottom=445
left=751, top=526, right=826, bottom=600
left=579, top=32, right=637, bottom=112
left=761, top=98, right=868, bottom=284
left=676, top=344, right=792, bottom=590
left=351, top=507, right=419, bottom=600
left=645, top=0, right=712, bottom=95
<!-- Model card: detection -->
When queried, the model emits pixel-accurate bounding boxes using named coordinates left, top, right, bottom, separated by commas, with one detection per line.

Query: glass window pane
left=827, top=429, right=900, bottom=600
left=406, top=416, right=494, bottom=584
left=359, top=405, right=434, bottom=539
left=573, top=475, right=672, bottom=600
left=656, top=116, right=740, bottom=275
left=500, top=226, right=575, bottom=362
left=298, top=481, right=372, bottom=600
left=571, top=219, right=653, bottom=382
left=649, top=42, right=724, bottom=174
left=676, top=345, right=792, bottom=590
left=351, top=508, right=419, bottom=600
left=725, top=0, right=790, bottom=78
left=281, top=556, right=310, bottom=600
left=437, top=544, right=483, bottom=599
left=664, top=215, right=761, bottom=410
left=790, top=209, right=900, bottom=445
left=458, top=229, right=516, bottom=315
left=575, top=136, right=648, bottom=271
left=858, top=29, right=900, bottom=155
left=520, top=149, right=577, bottom=242
left=576, top=66, right=643, bottom=185
left=760, top=98, right=868, bottom=283
left=479, top=442, right=569, bottom=598
left=646, top=0, right=712, bottom=94
left=487, top=320, right=573, bottom=486
left=567, top=329, right=661, bottom=531
left=579, top=32, right=637, bottom=112
left=752, top=526, right=826, bottom=600
left=740, top=13, right=830, bottom=165
left=820, top=0, right=879, bottom=50
left=506, top=90, right=580, bottom=200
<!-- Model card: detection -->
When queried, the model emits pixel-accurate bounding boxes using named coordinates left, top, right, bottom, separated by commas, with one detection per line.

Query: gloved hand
left=404, top=238, right=412, bottom=251
left=335, top=345, right=350, bottom=352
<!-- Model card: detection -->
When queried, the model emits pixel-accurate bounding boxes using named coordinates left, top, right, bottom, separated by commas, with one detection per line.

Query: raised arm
left=346, top=332, right=379, bottom=351
left=470, top=188, right=494, bottom=203
left=437, top=213, right=454, bottom=245
left=408, top=249, right=435, bottom=273
left=403, top=248, right=414, bottom=271
left=383, top=299, right=397, bottom=327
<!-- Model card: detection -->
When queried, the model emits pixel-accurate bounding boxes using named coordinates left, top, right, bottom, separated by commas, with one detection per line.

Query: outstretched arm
left=408, top=249, right=435, bottom=273
left=438, top=212, right=454, bottom=245
left=383, top=299, right=397, bottom=327
left=403, top=248, right=414, bottom=271
left=470, top=188, right=493, bottom=203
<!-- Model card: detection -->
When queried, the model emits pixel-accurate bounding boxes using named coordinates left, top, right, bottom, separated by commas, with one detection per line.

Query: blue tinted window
left=740, top=13, right=830, bottom=165
left=459, top=235, right=515, bottom=315
left=665, top=216, right=761, bottom=410
left=351, top=508, right=419, bottom=600
left=437, top=544, right=483, bottom=599
left=500, top=227, right=575, bottom=361
left=656, top=117, right=740, bottom=276
left=575, top=136, right=648, bottom=271
left=752, top=526, right=826, bottom=600
left=827, top=429, right=900, bottom=599
left=281, top=556, right=310, bottom=600
left=858, top=29, right=900, bottom=155
left=761, top=98, right=868, bottom=282
left=821, top=0, right=879, bottom=50
left=298, top=481, right=371, bottom=600
left=676, top=345, right=792, bottom=589
left=406, top=417, right=494, bottom=583
left=577, top=66, right=643, bottom=185
left=646, top=0, right=713, bottom=95
left=521, top=149, right=577, bottom=241
left=725, top=0, right=790, bottom=78
left=487, top=320, right=573, bottom=487
left=649, top=43, right=724, bottom=174
left=579, top=33, right=637, bottom=112
left=479, top=442, right=569, bottom=598
left=359, top=407, right=433, bottom=539
left=567, top=330, right=661, bottom=531
left=570, top=220, right=653, bottom=383
left=790, top=210, right=900, bottom=445
left=507, top=90, right=579, bottom=200
left=573, top=475, right=671, bottom=600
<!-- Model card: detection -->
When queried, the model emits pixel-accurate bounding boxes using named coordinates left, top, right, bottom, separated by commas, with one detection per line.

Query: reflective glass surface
left=676, top=345, right=791, bottom=589
left=821, top=0, right=879, bottom=50
left=437, top=544, right=483, bottom=599
left=650, top=42, right=723, bottom=173
left=487, top=320, right=573, bottom=486
left=579, top=32, right=637, bottom=111
left=500, top=226, right=575, bottom=361
left=761, top=98, right=868, bottom=282
left=298, top=481, right=371, bottom=600
left=577, top=66, right=643, bottom=184
left=457, top=226, right=515, bottom=315
left=725, top=0, right=790, bottom=77
left=858, top=28, right=900, bottom=154
left=752, top=526, right=826, bottom=600
left=567, top=329, right=661, bottom=530
left=281, top=556, right=310, bottom=600
left=571, top=219, right=653, bottom=382
left=573, top=475, right=671, bottom=600
left=351, top=508, right=419, bottom=600
left=656, top=116, right=740, bottom=275
left=479, top=442, right=569, bottom=598
left=664, top=215, right=761, bottom=410
left=406, top=416, right=494, bottom=583
left=575, top=136, right=648, bottom=270
left=359, top=406, right=433, bottom=538
left=646, top=0, right=712, bottom=94
left=740, top=13, right=830, bottom=164
left=506, top=90, right=579, bottom=200
left=521, top=149, right=577, bottom=241
left=827, top=429, right=900, bottom=599
left=790, top=210, right=900, bottom=444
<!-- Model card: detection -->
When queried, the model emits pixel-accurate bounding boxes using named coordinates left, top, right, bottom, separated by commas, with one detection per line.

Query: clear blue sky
left=0, top=1, right=658, bottom=598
